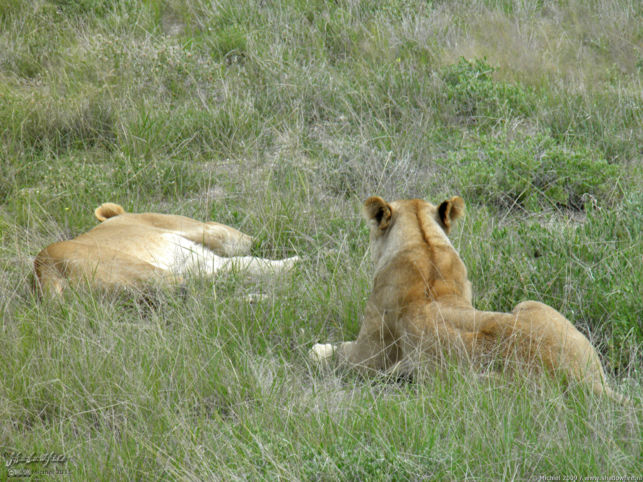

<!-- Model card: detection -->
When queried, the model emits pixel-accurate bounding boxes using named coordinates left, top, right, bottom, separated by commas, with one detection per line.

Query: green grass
left=1, top=0, right=641, bottom=479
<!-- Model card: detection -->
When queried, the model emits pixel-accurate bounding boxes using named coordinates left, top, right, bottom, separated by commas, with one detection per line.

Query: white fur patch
left=309, top=343, right=336, bottom=362
left=156, top=233, right=226, bottom=274
left=155, top=233, right=300, bottom=277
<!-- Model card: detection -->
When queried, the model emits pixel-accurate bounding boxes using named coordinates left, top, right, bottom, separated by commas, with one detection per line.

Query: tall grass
left=1, top=0, right=641, bottom=479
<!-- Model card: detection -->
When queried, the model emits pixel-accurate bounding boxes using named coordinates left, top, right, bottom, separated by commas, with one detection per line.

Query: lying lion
left=35, top=203, right=299, bottom=296
left=311, top=196, right=625, bottom=403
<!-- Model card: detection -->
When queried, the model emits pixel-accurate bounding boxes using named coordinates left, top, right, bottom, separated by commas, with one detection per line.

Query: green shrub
left=540, top=88, right=642, bottom=162
left=439, top=57, right=537, bottom=126
left=440, top=131, right=621, bottom=210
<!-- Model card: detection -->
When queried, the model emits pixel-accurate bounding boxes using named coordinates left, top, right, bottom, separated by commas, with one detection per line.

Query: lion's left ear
left=363, top=196, right=392, bottom=230
left=437, top=196, right=465, bottom=234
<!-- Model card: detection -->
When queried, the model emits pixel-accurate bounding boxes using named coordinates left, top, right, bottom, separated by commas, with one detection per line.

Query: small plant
left=208, top=25, right=247, bottom=62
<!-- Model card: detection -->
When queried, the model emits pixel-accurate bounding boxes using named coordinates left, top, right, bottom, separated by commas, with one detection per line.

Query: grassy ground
left=1, top=0, right=641, bottom=479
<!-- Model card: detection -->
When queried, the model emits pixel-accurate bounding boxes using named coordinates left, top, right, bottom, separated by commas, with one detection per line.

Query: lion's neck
left=373, top=245, right=473, bottom=307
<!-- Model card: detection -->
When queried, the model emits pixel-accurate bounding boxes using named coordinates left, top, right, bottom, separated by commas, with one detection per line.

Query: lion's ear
left=437, top=196, right=465, bottom=234
left=94, top=203, right=125, bottom=222
left=363, top=196, right=392, bottom=230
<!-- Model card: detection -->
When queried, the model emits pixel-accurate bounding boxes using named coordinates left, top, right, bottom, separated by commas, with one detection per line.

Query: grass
left=1, top=0, right=641, bottom=479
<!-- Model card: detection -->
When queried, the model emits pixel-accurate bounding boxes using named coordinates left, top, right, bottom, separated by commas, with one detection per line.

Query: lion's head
left=362, top=195, right=471, bottom=303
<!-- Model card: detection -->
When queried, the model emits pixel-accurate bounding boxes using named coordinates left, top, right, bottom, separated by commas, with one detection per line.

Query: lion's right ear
left=94, top=203, right=125, bottom=222
left=363, top=196, right=392, bottom=230
left=437, top=196, right=465, bottom=234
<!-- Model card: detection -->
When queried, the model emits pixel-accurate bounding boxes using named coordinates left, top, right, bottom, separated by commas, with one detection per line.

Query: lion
left=35, top=203, right=299, bottom=296
left=311, top=195, right=626, bottom=403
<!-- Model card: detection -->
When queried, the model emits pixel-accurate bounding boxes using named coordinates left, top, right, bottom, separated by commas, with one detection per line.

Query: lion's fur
left=312, top=196, right=625, bottom=403
left=35, top=203, right=298, bottom=296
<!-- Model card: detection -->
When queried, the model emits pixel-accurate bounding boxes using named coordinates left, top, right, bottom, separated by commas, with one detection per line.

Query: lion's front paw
left=309, top=343, right=336, bottom=363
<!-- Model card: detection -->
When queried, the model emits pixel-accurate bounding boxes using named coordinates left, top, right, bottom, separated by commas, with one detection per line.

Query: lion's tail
left=94, top=203, right=125, bottom=222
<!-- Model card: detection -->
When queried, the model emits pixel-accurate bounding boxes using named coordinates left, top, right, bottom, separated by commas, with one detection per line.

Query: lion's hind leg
left=34, top=248, right=68, bottom=297
left=35, top=241, right=175, bottom=296
left=512, top=301, right=629, bottom=403
left=189, top=222, right=253, bottom=257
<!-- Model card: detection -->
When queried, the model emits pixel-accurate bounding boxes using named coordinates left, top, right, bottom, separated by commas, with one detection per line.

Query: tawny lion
left=35, top=203, right=298, bottom=296
left=311, top=196, right=626, bottom=403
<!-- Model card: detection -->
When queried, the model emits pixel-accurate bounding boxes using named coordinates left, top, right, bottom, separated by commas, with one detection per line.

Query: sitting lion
left=311, top=196, right=625, bottom=403
left=35, top=203, right=299, bottom=296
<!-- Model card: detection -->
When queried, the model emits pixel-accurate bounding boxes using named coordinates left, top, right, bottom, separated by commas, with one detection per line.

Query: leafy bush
left=440, top=131, right=621, bottom=210
left=540, top=87, right=642, bottom=162
left=439, top=57, right=537, bottom=126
